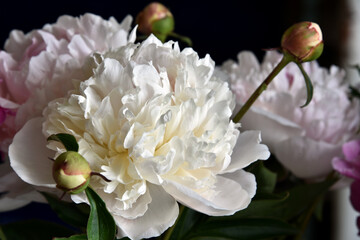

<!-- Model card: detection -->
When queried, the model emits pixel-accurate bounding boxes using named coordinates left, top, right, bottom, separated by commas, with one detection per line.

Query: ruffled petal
left=114, top=184, right=178, bottom=240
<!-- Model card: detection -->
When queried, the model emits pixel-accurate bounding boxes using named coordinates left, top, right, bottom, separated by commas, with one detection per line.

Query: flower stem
left=90, top=172, right=111, bottom=182
left=168, top=32, right=192, bottom=46
left=232, top=55, right=291, bottom=123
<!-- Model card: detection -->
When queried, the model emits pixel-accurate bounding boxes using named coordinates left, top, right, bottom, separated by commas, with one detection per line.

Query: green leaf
left=187, top=218, right=298, bottom=240
left=167, top=206, right=208, bottom=240
left=47, top=133, right=79, bottom=152
left=297, top=63, right=313, bottom=108
left=247, top=161, right=277, bottom=195
left=54, top=234, right=87, bottom=240
left=224, top=192, right=289, bottom=220
left=1, top=219, right=75, bottom=240
left=40, top=192, right=89, bottom=228
left=85, top=187, right=116, bottom=240
left=233, top=176, right=336, bottom=221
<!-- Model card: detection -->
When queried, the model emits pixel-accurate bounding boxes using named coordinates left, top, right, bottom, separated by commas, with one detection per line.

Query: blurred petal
left=332, top=157, right=360, bottom=181
left=275, top=135, right=341, bottom=179
left=343, top=139, right=360, bottom=162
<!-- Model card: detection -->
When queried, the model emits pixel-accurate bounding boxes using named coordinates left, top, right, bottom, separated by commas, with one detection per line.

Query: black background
left=0, top=0, right=350, bottom=67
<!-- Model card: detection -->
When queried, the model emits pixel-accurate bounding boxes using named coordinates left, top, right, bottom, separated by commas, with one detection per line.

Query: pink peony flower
left=0, top=13, right=135, bottom=211
left=333, top=139, right=360, bottom=235
left=0, top=13, right=135, bottom=153
left=221, top=51, right=360, bottom=179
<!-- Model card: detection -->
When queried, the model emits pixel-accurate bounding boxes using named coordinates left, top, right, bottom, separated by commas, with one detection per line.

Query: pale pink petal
left=275, top=136, right=342, bottom=179
left=242, top=107, right=303, bottom=150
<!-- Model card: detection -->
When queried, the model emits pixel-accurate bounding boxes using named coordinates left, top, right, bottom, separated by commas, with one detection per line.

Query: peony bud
left=281, top=21, right=323, bottom=62
left=52, top=151, right=91, bottom=194
left=136, top=2, right=174, bottom=41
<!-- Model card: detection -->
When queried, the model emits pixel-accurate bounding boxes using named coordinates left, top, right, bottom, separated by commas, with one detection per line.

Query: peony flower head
left=221, top=50, right=360, bottom=179
left=0, top=13, right=135, bottom=211
left=10, top=36, right=270, bottom=240
left=0, top=13, right=135, bottom=153
left=281, top=21, right=324, bottom=62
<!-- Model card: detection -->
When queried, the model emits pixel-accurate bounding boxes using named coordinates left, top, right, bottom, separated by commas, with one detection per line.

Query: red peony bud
left=52, top=151, right=91, bottom=194
left=136, top=2, right=174, bottom=41
left=281, top=21, right=323, bottom=62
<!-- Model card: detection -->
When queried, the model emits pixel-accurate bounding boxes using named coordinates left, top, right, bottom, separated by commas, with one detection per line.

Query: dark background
left=0, top=0, right=353, bottom=238
left=0, top=0, right=351, bottom=67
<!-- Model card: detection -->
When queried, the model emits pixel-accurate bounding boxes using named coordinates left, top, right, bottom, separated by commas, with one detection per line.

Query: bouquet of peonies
left=0, top=2, right=359, bottom=240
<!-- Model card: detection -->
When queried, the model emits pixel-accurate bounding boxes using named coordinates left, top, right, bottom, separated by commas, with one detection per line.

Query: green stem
left=232, top=55, right=291, bottom=123
left=168, top=32, right=192, bottom=46
left=162, top=205, right=185, bottom=240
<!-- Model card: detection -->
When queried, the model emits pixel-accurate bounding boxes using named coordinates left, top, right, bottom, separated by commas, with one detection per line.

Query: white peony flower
left=0, top=13, right=135, bottom=211
left=10, top=36, right=270, bottom=240
left=221, top=50, right=360, bottom=179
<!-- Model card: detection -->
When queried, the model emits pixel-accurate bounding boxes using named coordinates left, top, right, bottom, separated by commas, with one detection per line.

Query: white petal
left=163, top=171, right=255, bottom=216
left=114, top=184, right=178, bottom=240
left=225, top=130, right=270, bottom=173
left=9, top=117, right=56, bottom=187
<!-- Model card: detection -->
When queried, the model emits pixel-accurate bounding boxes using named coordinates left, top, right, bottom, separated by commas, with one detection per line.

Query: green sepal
left=296, top=62, right=314, bottom=107
left=152, top=16, right=174, bottom=35
left=304, top=42, right=323, bottom=62
left=85, top=187, right=116, bottom=240
left=47, top=133, right=79, bottom=152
